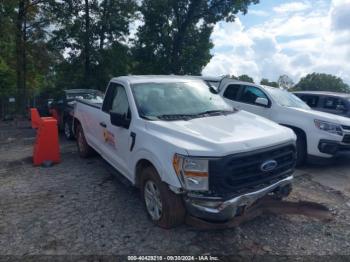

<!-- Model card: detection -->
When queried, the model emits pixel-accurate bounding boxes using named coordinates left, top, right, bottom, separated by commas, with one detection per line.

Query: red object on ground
left=49, top=108, right=59, bottom=123
left=30, top=108, right=60, bottom=166
left=30, top=108, right=41, bottom=129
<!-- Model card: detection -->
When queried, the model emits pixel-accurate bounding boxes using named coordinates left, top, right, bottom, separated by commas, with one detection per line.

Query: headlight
left=173, top=154, right=209, bottom=191
left=314, top=119, right=343, bottom=136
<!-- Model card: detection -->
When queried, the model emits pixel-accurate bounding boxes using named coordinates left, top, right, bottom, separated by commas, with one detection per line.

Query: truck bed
left=76, top=98, right=102, bottom=109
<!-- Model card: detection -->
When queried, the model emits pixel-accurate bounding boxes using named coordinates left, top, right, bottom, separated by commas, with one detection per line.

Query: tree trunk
left=99, top=0, right=108, bottom=50
left=16, top=0, right=26, bottom=114
left=84, top=0, right=91, bottom=86
left=170, top=0, right=200, bottom=74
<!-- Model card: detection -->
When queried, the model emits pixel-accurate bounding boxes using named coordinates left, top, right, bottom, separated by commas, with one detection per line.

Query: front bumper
left=318, top=139, right=350, bottom=156
left=184, top=175, right=293, bottom=222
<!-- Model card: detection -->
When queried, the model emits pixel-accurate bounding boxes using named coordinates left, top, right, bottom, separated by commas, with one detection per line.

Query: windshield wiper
left=195, top=109, right=235, bottom=116
left=150, top=110, right=235, bottom=121
left=156, top=114, right=196, bottom=121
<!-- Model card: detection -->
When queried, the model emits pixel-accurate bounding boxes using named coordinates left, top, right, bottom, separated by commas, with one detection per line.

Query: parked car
left=50, top=89, right=104, bottom=139
left=294, top=91, right=350, bottom=118
left=201, top=77, right=350, bottom=165
left=73, top=75, right=297, bottom=228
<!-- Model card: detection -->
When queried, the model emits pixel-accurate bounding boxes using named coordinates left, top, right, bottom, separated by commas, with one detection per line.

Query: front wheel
left=141, top=166, right=185, bottom=228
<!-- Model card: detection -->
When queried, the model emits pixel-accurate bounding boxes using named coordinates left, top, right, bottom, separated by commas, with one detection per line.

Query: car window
left=111, top=87, right=129, bottom=115
left=239, top=86, right=268, bottom=105
left=102, top=83, right=130, bottom=115
left=300, top=95, right=319, bottom=108
left=132, top=81, right=231, bottom=119
left=223, top=84, right=240, bottom=101
left=269, top=89, right=310, bottom=109
left=323, top=97, right=346, bottom=110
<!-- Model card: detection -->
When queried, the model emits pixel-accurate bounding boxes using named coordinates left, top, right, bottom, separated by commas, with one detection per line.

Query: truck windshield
left=268, top=88, right=310, bottom=110
left=132, top=81, right=233, bottom=120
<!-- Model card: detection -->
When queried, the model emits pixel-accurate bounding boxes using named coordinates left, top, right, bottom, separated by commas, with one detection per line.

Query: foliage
left=132, top=0, right=259, bottom=75
left=0, top=0, right=17, bottom=96
left=277, top=74, right=294, bottom=90
left=49, top=0, right=137, bottom=91
left=0, top=57, right=16, bottom=97
left=238, top=74, right=254, bottom=83
left=294, top=73, right=350, bottom=93
left=260, top=78, right=278, bottom=87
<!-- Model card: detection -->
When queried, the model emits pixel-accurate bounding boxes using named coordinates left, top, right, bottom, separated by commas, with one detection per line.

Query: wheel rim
left=144, top=180, right=162, bottom=221
left=64, top=122, right=71, bottom=138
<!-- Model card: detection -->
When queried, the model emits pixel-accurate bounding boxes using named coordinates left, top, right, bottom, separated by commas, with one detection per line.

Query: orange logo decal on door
left=103, top=129, right=116, bottom=147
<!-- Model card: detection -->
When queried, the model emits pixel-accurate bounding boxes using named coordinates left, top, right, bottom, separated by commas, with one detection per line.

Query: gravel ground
left=1, top=121, right=350, bottom=257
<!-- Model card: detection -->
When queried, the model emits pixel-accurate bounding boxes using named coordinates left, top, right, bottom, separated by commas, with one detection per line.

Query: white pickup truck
left=202, top=77, right=350, bottom=165
left=73, top=75, right=297, bottom=228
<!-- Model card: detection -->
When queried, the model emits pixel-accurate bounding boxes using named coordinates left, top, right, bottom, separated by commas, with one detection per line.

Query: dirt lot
left=1, top=120, right=350, bottom=257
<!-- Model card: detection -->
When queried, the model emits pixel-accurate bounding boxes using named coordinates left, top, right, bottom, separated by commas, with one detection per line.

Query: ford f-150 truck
left=73, top=75, right=297, bottom=228
left=201, top=77, right=350, bottom=166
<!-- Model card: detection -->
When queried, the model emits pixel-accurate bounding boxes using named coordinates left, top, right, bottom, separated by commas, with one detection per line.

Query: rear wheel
left=141, top=166, right=185, bottom=228
left=64, top=120, right=74, bottom=140
left=76, top=124, right=94, bottom=158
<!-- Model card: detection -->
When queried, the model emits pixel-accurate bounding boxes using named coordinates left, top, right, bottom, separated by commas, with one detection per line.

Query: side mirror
left=336, top=104, right=346, bottom=112
left=110, top=111, right=131, bottom=129
left=255, top=97, right=269, bottom=107
left=209, top=85, right=218, bottom=94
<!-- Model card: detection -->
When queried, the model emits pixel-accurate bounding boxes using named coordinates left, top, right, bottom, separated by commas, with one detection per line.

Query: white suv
left=202, top=77, right=350, bottom=165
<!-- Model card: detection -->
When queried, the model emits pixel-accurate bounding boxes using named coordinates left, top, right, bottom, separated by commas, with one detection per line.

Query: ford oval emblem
left=260, top=160, right=278, bottom=172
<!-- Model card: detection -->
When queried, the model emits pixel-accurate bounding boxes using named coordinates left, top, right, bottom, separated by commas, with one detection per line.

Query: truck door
left=99, top=82, right=132, bottom=178
left=222, top=84, right=271, bottom=119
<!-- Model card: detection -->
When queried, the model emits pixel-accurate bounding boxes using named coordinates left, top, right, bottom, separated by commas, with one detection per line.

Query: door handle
left=100, top=122, right=107, bottom=128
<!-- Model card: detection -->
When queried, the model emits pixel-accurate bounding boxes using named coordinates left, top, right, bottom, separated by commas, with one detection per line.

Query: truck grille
left=208, top=143, right=296, bottom=198
left=342, top=134, right=350, bottom=144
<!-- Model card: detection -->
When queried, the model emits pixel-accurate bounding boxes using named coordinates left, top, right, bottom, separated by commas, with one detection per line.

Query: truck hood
left=145, top=111, right=296, bottom=157
left=285, top=107, right=350, bottom=126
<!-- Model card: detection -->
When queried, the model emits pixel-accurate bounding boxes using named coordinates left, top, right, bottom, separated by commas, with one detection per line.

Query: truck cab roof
left=293, top=90, right=350, bottom=98
left=111, top=75, right=202, bottom=85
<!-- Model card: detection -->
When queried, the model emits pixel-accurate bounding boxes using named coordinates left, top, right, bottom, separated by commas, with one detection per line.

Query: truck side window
left=239, top=86, right=269, bottom=105
left=323, top=97, right=346, bottom=110
left=223, top=84, right=240, bottom=101
left=301, top=95, right=319, bottom=108
left=112, top=87, right=129, bottom=116
left=102, top=83, right=130, bottom=117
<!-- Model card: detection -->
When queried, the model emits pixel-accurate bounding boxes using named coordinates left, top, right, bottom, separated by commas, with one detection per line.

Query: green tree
left=0, top=1, right=17, bottom=99
left=238, top=74, right=254, bottom=83
left=133, top=0, right=259, bottom=75
left=50, top=0, right=137, bottom=90
left=260, top=78, right=278, bottom=87
left=8, top=0, right=55, bottom=113
left=277, top=74, right=294, bottom=89
left=295, top=73, right=350, bottom=93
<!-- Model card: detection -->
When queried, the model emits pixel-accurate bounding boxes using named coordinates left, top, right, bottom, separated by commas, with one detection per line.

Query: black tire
left=76, top=124, right=94, bottom=158
left=295, top=131, right=307, bottom=167
left=141, top=166, right=185, bottom=229
left=64, top=120, right=74, bottom=140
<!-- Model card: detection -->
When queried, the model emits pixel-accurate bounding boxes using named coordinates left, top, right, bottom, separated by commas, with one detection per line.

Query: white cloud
left=248, top=10, right=269, bottom=16
left=203, top=0, right=350, bottom=84
left=273, top=1, right=312, bottom=13
left=331, top=0, right=350, bottom=31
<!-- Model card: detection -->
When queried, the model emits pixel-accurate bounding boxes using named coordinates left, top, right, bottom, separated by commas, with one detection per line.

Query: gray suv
left=294, top=91, right=350, bottom=118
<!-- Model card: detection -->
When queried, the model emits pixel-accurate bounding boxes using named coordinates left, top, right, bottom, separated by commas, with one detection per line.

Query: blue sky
left=202, top=0, right=350, bottom=84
